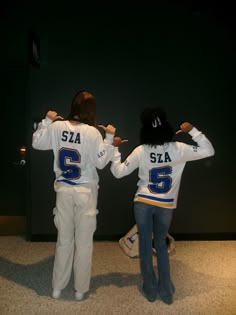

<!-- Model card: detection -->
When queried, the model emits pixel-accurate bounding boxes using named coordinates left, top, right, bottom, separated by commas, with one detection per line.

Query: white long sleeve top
left=110, top=127, right=215, bottom=209
left=32, top=117, right=114, bottom=190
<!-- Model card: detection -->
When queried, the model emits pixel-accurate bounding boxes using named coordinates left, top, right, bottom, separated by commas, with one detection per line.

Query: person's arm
left=110, top=145, right=140, bottom=178
left=32, top=111, right=62, bottom=150
left=89, top=125, right=116, bottom=169
left=176, top=122, right=215, bottom=160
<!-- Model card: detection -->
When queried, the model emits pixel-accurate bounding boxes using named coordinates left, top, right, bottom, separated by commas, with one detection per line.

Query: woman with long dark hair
left=33, top=90, right=115, bottom=301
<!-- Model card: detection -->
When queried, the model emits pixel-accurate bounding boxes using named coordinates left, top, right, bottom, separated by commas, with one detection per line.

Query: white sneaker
left=75, top=291, right=85, bottom=301
left=52, top=289, right=61, bottom=299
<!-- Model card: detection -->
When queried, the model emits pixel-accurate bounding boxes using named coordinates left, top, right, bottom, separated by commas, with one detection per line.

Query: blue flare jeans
left=134, top=201, right=175, bottom=303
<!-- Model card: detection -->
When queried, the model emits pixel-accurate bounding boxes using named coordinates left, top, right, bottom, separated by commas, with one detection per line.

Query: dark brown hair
left=67, top=90, right=96, bottom=126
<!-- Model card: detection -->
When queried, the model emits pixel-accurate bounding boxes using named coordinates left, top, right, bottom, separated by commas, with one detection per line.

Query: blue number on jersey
left=149, top=166, right=172, bottom=194
left=59, top=148, right=81, bottom=180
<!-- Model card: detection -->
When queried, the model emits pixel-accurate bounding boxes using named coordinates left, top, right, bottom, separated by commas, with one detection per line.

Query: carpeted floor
left=0, top=236, right=235, bottom=315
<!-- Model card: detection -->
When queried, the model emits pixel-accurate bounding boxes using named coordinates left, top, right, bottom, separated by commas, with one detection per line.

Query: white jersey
left=32, top=117, right=114, bottom=190
left=111, top=127, right=215, bottom=209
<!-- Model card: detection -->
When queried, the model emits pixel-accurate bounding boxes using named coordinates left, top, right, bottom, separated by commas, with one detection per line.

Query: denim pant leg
left=152, top=206, right=175, bottom=303
left=134, top=202, right=158, bottom=300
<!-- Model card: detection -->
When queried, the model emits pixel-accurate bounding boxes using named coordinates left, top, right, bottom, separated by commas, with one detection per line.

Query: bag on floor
left=119, top=224, right=175, bottom=258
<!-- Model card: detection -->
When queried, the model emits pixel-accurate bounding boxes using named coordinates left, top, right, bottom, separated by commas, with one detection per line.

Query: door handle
left=13, top=160, right=26, bottom=166
left=13, top=146, right=27, bottom=166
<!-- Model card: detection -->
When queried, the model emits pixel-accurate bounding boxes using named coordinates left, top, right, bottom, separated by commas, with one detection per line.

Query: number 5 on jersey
left=148, top=166, right=172, bottom=194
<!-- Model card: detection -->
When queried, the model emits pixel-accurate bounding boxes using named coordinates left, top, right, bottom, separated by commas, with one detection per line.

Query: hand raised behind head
left=98, top=124, right=116, bottom=135
left=113, top=136, right=128, bottom=147
left=46, top=110, right=63, bottom=121
left=176, top=122, right=193, bottom=134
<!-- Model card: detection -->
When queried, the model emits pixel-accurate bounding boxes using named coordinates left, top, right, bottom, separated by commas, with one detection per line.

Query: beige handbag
left=119, top=225, right=175, bottom=258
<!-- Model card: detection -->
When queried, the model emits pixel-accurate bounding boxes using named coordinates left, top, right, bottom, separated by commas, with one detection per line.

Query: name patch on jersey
left=61, top=131, right=81, bottom=144
left=98, top=150, right=105, bottom=158
left=150, top=152, right=172, bottom=163
left=124, top=159, right=130, bottom=167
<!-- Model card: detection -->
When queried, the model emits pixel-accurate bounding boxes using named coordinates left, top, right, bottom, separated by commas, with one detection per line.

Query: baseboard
left=0, top=216, right=26, bottom=235
left=30, top=234, right=123, bottom=242
left=30, top=234, right=57, bottom=242
left=172, top=233, right=236, bottom=241
left=29, top=233, right=236, bottom=242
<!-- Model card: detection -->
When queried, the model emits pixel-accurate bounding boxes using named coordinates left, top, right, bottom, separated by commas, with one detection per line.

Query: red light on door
left=19, top=147, right=26, bottom=153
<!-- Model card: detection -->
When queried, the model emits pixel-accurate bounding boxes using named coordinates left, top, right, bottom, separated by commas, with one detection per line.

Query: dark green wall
left=0, top=3, right=29, bottom=217
left=3, top=2, right=235, bottom=238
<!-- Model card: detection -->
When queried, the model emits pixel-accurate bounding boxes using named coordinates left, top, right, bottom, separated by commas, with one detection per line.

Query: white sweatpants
left=52, top=182, right=97, bottom=293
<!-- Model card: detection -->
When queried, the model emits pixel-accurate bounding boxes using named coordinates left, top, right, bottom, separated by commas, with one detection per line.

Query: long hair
left=139, top=107, right=174, bottom=146
left=67, top=90, right=96, bottom=126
